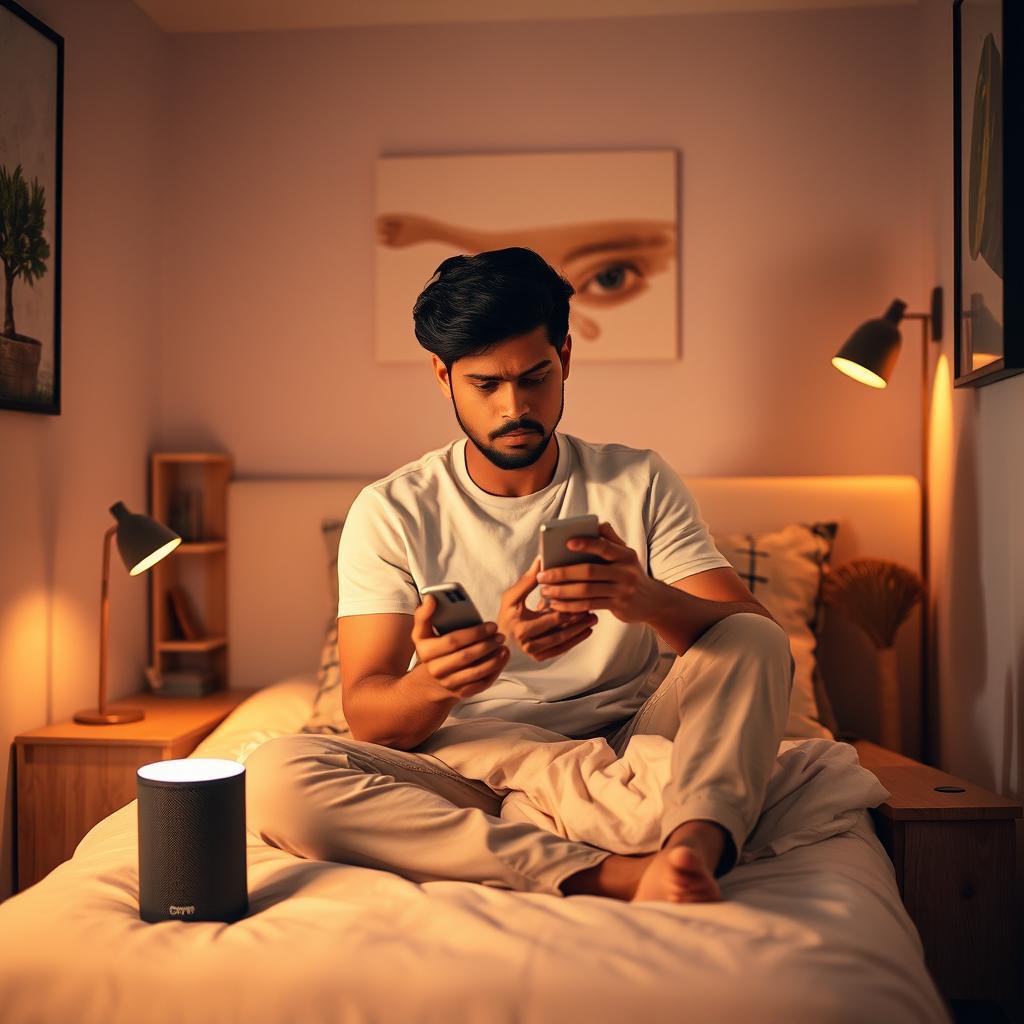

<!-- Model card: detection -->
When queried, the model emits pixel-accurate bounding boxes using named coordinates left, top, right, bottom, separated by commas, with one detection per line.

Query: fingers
left=434, top=645, right=510, bottom=693
left=523, top=617, right=596, bottom=661
left=518, top=608, right=592, bottom=642
left=599, top=521, right=625, bottom=543
left=427, top=631, right=509, bottom=682
left=415, top=615, right=498, bottom=662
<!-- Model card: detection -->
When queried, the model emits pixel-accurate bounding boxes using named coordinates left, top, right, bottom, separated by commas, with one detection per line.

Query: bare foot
left=632, top=844, right=722, bottom=903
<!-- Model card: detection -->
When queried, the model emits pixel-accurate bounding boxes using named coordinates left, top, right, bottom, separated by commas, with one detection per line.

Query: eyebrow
left=463, top=359, right=552, bottom=383
left=563, top=234, right=669, bottom=263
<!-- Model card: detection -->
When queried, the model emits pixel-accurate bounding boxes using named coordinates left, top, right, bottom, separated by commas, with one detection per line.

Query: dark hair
left=412, top=247, right=574, bottom=368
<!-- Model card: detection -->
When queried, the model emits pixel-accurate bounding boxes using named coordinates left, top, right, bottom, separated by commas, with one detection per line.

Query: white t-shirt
left=336, top=431, right=732, bottom=738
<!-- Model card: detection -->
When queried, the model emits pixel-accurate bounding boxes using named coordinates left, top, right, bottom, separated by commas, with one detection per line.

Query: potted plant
left=0, top=163, right=51, bottom=401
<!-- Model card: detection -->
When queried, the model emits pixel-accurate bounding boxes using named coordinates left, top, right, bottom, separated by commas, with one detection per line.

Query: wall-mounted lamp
left=73, top=502, right=182, bottom=725
left=831, top=285, right=943, bottom=759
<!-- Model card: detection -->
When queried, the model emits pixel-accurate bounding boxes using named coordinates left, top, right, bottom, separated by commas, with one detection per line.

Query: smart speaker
left=137, top=758, right=248, bottom=923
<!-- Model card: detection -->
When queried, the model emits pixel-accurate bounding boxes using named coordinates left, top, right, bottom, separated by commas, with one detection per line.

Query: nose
left=500, top=382, right=531, bottom=422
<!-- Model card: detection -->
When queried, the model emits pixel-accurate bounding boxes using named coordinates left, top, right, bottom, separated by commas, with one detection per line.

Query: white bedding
left=0, top=680, right=950, bottom=1024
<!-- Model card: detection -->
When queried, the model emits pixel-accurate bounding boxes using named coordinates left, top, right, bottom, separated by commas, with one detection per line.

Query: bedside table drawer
left=16, top=742, right=178, bottom=890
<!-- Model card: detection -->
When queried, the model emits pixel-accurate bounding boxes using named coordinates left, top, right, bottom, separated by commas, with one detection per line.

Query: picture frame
left=953, top=0, right=1022, bottom=388
left=374, top=149, right=679, bottom=364
left=0, top=0, right=63, bottom=415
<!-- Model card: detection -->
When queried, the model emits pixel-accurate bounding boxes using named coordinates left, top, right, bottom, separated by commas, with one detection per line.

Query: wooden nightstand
left=853, top=739, right=1022, bottom=1008
left=14, top=688, right=253, bottom=892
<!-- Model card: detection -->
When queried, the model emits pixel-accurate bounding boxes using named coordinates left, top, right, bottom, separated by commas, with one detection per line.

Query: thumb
left=504, top=556, right=542, bottom=606
left=412, top=593, right=436, bottom=640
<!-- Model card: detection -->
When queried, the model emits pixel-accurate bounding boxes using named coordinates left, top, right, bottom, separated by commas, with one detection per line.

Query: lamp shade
left=110, top=501, right=181, bottom=575
left=831, top=299, right=906, bottom=389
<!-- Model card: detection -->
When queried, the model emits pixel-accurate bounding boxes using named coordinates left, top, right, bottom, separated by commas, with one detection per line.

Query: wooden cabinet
left=14, top=689, right=253, bottom=892
left=853, top=739, right=1021, bottom=1008
left=148, top=452, right=232, bottom=693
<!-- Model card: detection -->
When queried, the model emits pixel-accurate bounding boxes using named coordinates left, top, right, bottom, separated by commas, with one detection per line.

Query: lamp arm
left=98, top=525, right=117, bottom=714
left=901, top=284, right=944, bottom=762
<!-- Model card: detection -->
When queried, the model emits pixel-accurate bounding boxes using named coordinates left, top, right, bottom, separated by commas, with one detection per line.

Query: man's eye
left=475, top=377, right=546, bottom=393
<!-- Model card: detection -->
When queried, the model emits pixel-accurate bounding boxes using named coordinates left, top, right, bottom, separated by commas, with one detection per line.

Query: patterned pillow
left=301, top=518, right=351, bottom=735
left=698, top=521, right=839, bottom=739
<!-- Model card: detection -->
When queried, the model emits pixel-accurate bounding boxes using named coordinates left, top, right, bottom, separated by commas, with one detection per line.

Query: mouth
left=501, top=430, right=537, bottom=441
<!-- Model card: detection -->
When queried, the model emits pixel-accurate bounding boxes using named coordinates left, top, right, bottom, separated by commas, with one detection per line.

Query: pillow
left=301, top=518, right=352, bottom=735
left=656, top=521, right=839, bottom=740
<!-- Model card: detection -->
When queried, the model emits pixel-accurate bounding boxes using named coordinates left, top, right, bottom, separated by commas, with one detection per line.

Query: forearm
left=645, top=579, right=775, bottom=657
left=343, top=662, right=461, bottom=751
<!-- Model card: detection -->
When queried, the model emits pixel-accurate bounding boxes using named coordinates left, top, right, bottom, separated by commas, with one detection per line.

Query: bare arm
left=338, top=605, right=508, bottom=751
left=651, top=566, right=779, bottom=657
left=339, top=560, right=597, bottom=751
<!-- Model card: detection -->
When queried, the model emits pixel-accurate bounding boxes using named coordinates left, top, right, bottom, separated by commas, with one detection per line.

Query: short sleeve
left=645, top=451, right=732, bottom=584
left=336, top=487, right=420, bottom=617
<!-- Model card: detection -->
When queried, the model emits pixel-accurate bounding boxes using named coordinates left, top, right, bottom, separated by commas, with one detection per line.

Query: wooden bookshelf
left=148, top=452, right=232, bottom=694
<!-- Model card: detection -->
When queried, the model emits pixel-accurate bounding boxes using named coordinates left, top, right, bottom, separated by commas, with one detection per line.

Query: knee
left=244, top=735, right=330, bottom=835
left=704, top=612, right=794, bottom=676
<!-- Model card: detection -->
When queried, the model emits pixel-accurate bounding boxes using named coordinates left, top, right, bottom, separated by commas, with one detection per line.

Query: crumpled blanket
left=496, top=736, right=890, bottom=862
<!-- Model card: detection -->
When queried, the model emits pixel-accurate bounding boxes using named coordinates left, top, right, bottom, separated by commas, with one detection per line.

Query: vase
left=876, top=644, right=902, bottom=752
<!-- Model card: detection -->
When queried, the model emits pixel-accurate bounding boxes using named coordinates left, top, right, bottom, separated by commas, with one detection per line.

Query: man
left=246, top=247, right=794, bottom=903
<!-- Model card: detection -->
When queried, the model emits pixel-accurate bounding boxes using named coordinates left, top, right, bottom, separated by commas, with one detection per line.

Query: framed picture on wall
left=952, top=0, right=1022, bottom=388
left=374, top=149, right=679, bottom=364
left=0, top=0, right=63, bottom=415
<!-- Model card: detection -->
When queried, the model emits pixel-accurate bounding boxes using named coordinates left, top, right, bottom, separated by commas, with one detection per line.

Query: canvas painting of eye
left=374, top=149, right=678, bottom=363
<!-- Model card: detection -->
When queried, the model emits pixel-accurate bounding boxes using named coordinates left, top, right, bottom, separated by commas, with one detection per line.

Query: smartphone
left=420, top=582, right=486, bottom=636
left=539, top=514, right=605, bottom=570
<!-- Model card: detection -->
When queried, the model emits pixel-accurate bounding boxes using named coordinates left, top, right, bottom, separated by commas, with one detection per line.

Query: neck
left=464, top=433, right=559, bottom=497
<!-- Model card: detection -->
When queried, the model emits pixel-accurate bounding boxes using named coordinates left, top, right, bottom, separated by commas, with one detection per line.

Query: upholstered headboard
left=227, top=473, right=922, bottom=755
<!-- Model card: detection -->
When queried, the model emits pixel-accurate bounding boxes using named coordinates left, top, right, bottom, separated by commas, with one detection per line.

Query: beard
left=452, top=384, right=564, bottom=471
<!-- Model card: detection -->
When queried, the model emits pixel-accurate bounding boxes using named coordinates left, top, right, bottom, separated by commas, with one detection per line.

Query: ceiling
left=131, top=0, right=917, bottom=34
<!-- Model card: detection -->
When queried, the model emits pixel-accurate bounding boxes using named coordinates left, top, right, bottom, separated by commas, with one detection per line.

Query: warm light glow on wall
left=928, top=353, right=954, bottom=587
left=0, top=593, right=51, bottom=696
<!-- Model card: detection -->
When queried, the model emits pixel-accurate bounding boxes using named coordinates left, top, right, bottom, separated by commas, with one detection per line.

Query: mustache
left=495, top=423, right=543, bottom=438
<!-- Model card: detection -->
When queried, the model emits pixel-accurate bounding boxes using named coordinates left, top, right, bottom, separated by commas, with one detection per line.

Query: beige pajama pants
left=245, top=612, right=795, bottom=896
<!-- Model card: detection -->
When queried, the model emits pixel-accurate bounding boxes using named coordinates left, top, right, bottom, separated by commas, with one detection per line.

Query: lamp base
left=74, top=706, right=145, bottom=725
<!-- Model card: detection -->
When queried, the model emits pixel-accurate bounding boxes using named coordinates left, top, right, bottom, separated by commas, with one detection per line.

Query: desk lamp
left=73, top=501, right=181, bottom=725
left=831, top=286, right=942, bottom=758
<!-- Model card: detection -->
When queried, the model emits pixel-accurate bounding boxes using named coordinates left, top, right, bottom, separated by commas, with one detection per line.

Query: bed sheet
left=0, top=679, right=950, bottom=1024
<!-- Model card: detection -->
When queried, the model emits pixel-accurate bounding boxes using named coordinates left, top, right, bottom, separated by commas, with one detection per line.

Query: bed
left=0, top=471, right=950, bottom=1023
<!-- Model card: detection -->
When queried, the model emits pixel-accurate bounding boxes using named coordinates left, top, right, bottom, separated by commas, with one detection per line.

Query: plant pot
left=0, top=332, right=42, bottom=400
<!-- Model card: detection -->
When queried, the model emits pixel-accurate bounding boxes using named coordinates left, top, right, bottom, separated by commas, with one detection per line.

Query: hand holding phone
left=497, top=557, right=598, bottom=663
left=413, top=583, right=509, bottom=700
left=539, top=514, right=607, bottom=570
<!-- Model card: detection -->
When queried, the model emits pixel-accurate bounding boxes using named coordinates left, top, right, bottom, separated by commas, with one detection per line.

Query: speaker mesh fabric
left=137, top=772, right=248, bottom=923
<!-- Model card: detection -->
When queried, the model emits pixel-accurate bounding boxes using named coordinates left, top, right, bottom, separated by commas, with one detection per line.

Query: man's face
left=435, top=325, right=571, bottom=470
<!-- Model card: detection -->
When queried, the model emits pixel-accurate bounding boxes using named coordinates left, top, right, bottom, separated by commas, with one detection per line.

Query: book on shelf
left=166, top=585, right=203, bottom=641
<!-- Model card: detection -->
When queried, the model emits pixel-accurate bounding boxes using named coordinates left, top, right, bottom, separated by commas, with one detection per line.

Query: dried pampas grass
left=821, top=558, right=925, bottom=649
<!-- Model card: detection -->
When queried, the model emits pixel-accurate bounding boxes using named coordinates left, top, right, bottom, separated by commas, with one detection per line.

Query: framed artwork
left=953, top=0, right=1022, bottom=388
left=0, top=0, right=63, bottom=414
left=374, top=149, right=678, bottom=364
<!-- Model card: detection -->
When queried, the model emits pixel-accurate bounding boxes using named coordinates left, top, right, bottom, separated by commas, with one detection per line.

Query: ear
left=432, top=355, right=452, bottom=398
left=559, top=334, right=572, bottom=380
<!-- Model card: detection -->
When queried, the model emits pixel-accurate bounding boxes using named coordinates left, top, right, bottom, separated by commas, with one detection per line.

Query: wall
left=156, top=6, right=930, bottom=479
left=0, top=0, right=167, bottom=900
left=918, top=2, right=1023, bottom=970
